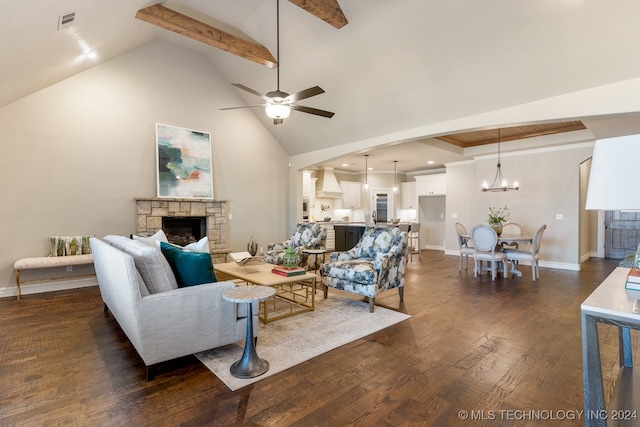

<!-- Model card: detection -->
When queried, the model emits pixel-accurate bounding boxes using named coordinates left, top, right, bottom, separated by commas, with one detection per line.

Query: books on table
left=625, top=268, right=640, bottom=290
left=229, top=251, right=265, bottom=267
left=271, top=266, right=306, bottom=277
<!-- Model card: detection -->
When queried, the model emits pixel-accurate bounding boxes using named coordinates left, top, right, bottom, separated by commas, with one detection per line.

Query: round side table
left=303, top=248, right=327, bottom=292
left=222, top=285, right=276, bottom=378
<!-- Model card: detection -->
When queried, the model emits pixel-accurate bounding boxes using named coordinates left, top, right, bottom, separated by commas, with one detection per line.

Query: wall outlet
left=66, top=266, right=73, bottom=272
left=451, top=213, right=458, bottom=218
left=556, top=214, right=564, bottom=220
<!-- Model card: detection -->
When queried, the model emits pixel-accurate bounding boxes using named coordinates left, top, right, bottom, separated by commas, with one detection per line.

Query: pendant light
left=481, top=128, right=519, bottom=192
left=364, top=154, right=369, bottom=190
left=393, top=160, right=398, bottom=193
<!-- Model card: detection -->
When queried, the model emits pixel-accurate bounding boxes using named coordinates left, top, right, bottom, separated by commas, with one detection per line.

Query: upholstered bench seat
left=14, top=254, right=94, bottom=301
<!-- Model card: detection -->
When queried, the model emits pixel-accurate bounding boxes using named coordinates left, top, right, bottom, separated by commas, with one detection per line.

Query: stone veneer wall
left=135, top=198, right=231, bottom=263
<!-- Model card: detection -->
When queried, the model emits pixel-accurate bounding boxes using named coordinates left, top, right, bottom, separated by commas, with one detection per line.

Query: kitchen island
left=332, top=222, right=411, bottom=251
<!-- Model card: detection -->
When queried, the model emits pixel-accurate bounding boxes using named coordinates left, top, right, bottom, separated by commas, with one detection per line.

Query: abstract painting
left=156, top=123, right=213, bottom=199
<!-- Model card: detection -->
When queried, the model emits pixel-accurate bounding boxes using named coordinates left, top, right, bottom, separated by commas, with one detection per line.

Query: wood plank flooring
left=0, top=251, right=628, bottom=426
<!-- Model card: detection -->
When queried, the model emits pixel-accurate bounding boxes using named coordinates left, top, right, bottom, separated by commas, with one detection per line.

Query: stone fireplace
left=135, top=198, right=231, bottom=263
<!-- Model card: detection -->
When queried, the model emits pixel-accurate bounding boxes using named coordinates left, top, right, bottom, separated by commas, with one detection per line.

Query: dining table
left=462, top=231, right=534, bottom=278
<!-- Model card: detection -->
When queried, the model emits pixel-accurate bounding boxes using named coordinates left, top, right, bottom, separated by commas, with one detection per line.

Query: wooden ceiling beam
left=135, top=4, right=277, bottom=68
left=288, top=0, right=348, bottom=29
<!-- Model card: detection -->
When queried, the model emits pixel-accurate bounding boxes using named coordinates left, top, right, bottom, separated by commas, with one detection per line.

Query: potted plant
left=488, top=206, right=510, bottom=235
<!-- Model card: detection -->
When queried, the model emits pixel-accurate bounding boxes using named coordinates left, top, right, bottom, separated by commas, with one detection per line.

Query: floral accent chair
left=262, top=222, right=327, bottom=270
left=320, top=226, right=408, bottom=312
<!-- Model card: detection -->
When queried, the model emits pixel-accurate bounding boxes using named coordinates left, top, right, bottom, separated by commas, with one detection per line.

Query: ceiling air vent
left=58, top=11, right=76, bottom=30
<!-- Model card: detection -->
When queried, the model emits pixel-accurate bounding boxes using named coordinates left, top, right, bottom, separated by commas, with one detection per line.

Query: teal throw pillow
left=160, top=242, right=217, bottom=287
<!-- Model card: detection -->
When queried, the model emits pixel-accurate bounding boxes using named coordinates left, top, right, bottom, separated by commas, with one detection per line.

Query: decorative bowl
left=323, top=217, right=332, bottom=222
left=390, top=218, right=400, bottom=224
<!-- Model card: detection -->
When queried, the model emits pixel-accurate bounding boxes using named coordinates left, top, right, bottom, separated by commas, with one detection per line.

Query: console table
left=581, top=267, right=640, bottom=426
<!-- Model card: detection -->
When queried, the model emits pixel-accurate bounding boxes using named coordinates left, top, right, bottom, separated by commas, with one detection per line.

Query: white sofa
left=90, top=236, right=255, bottom=380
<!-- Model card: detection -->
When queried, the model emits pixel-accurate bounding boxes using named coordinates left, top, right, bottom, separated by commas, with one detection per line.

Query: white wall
left=579, top=158, right=598, bottom=261
left=0, top=40, right=290, bottom=297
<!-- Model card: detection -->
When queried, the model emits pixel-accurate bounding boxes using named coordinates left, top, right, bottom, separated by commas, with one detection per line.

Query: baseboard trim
left=0, top=277, right=98, bottom=300
left=443, top=250, right=581, bottom=271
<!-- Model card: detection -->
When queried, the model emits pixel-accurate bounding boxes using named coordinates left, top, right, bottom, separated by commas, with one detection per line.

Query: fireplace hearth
left=136, top=198, right=231, bottom=263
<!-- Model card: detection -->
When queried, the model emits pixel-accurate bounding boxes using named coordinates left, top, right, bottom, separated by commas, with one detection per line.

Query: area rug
left=195, top=294, right=411, bottom=390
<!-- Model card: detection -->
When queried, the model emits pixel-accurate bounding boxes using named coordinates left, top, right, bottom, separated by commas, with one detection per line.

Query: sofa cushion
left=133, top=232, right=209, bottom=254
left=104, top=237, right=177, bottom=293
left=131, top=229, right=168, bottom=247
left=183, top=236, right=210, bottom=253
left=103, top=235, right=178, bottom=292
left=103, top=234, right=135, bottom=251
left=160, top=242, right=217, bottom=287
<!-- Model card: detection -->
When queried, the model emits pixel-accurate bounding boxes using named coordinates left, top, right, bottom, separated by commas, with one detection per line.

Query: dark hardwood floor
left=0, top=251, right=628, bottom=426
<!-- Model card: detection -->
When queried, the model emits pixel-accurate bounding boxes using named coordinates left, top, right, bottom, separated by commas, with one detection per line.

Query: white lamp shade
left=265, top=104, right=291, bottom=119
left=586, top=135, right=640, bottom=210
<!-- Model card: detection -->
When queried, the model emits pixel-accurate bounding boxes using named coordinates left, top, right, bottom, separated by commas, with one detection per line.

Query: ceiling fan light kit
left=220, top=0, right=335, bottom=125
left=265, top=103, right=291, bottom=119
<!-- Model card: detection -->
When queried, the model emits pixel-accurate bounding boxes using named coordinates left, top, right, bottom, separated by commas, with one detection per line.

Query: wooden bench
left=14, top=254, right=95, bottom=301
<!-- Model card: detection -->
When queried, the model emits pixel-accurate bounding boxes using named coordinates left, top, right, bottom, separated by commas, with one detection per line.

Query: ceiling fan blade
left=219, top=104, right=267, bottom=111
left=231, top=83, right=268, bottom=100
left=290, top=104, right=335, bottom=118
left=286, top=86, right=325, bottom=102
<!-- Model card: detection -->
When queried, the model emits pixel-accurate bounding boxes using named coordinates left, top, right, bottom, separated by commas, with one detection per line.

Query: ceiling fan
left=220, top=0, right=335, bottom=125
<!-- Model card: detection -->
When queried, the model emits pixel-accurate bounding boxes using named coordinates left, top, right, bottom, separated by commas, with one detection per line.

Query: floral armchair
left=262, top=222, right=327, bottom=270
left=320, top=226, right=408, bottom=312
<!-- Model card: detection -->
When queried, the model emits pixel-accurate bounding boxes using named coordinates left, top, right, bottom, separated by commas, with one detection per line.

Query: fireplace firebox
left=162, top=217, right=206, bottom=246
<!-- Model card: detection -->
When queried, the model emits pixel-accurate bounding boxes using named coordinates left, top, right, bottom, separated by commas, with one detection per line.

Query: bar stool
left=408, top=222, right=421, bottom=260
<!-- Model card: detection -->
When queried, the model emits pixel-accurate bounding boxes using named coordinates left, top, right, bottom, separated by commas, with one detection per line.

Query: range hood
left=315, top=167, right=343, bottom=198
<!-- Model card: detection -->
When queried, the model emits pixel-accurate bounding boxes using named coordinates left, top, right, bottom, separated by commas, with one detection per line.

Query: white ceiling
left=4, top=0, right=640, bottom=172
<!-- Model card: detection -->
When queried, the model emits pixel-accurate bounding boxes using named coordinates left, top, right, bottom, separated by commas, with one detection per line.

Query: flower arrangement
left=488, top=206, right=510, bottom=226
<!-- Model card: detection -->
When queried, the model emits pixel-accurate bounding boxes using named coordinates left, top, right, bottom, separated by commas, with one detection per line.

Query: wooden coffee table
left=215, top=262, right=317, bottom=323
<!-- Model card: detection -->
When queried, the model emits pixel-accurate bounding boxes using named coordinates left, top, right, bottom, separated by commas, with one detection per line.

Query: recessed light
left=427, top=160, right=434, bottom=164
left=342, top=163, right=349, bottom=167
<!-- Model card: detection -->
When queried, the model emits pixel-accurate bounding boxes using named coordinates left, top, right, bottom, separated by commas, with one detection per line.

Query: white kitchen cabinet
left=302, top=171, right=311, bottom=197
left=415, top=173, right=446, bottom=196
left=401, top=181, right=417, bottom=209
left=309, top=178, right=317, bottom=206
left=341, top=181, right=361, bottom=209
left=322, top=224, right=335, bottom=250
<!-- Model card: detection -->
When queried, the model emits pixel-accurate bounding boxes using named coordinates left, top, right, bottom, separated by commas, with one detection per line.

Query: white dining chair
left=471, top=224, right=508, bottom=281
left=501, top=222, right=523, bottom=249
left=454, top=222, right=474, bottom=271
left=505, top=224, right=547, bottom=281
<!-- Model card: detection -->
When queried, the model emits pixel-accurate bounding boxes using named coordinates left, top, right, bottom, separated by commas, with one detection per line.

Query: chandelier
left=481, top=129, right=519, bottom=192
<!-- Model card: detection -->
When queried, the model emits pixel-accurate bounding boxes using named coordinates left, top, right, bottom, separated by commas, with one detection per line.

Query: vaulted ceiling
left=4, top=1, right=640, bottom=171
